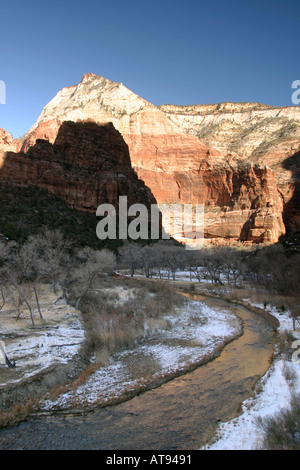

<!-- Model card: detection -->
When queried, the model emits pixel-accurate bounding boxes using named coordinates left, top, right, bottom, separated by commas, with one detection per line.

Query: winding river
left=0, top=294, right=275, bottom=450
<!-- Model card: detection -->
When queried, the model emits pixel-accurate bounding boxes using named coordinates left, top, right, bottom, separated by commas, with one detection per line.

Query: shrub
left=257, top=393, right=300, bottom=450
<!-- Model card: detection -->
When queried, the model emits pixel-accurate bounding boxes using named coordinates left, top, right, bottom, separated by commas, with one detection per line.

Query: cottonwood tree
left=22, top=229, right=77, bottom=307
left=198, top=248, right=223, bottom=284
left=151, top=242, right=169, bottom=278
left=73, top=247, right=116, bottom=309
left=18, top=241, right=45, bottom=320
left=218, top=246, right=244, bottom=286
left=25, top=229, right=73, bottom=295
left=139, top=245, right=157, bottom=278
left=0, top=241, right=18, bottom=314
left=4, top=249, right=37, bottom=325
left=0, top=240, right=36, bottom=322
left=186, top=250, right=206, bottom=283
left=159, top=244, right=186, bottom=280
left=118, top=242, right=142, bottom=277
left=0, top=241, right=10, bottom=310
left=0, top=287, right=5, bottom=310
left=0, top=231, right=73, bottom=323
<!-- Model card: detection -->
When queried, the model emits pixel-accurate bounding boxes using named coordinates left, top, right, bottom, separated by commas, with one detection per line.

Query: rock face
left=4, top=73, right=297, bottom=244
left=159, top=102, right=300, bottom=237
left=199, top=157, right=285, bottom=243
left=158, top=102, right=300, bottom=161
left=21, top=74, right=218, bottom=208
left=0, top=128, right=22, bottom=168
left=0, top=121, right=157, bottom=217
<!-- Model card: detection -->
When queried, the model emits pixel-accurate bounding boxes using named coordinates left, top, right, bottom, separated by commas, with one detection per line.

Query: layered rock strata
left=0, top=121, right=157, bottom=222
left=2, top=74, right=296, bottom=244
left=159, top=102, right=300, bottom=237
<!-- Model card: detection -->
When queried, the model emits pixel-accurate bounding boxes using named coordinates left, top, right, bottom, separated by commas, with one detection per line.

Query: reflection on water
left=0, top=293, right=275, bottom=450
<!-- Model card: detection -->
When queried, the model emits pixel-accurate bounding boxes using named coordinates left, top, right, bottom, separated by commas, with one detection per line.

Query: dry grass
left=46, top=362, right=101, bottom=404
left=75, top=277, right=184, bottom=363
left=257, top=392, right=300, bottom=450
left=282, top=362, right=298, bottom=386
left=224, top=287, right=296, bottom=314
left=0, top=396, right=41, bottom=429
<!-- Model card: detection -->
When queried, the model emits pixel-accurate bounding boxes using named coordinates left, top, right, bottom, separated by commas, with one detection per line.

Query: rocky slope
left=2, top=74, right=298, bottom=244
left=158, top=102, right=300, bottom=161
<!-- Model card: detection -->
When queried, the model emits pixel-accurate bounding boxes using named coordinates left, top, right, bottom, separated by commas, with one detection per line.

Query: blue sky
left=0, top=0, right=299, bottom=138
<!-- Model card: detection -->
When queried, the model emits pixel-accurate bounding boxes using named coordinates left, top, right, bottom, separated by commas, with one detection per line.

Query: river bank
left=0, top=279, right=242, bottom=421
left=0, top=276, right=298, bottom=449
left=202, top=299, right=300, bottom=450
left=0, top=283, right=277, bottom=450
left=0, top=287, right=86, bottom=419
left=39, top=293, right=242, bottom=412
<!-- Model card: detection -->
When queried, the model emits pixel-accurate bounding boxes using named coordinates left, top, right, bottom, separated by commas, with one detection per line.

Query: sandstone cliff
left=21, top=73, right=217, bottom=209
left=158, top=102, right=300, bottom=163
left=159, top=102, right=300, bottom=235
left=0, top=128, right=22, bottom=168
left=3, top=73, right=296, bottom=244
left=0, top=121, right=157, bottom=218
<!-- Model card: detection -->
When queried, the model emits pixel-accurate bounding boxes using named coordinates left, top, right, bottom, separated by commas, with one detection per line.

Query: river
left=0, top=293, right=275, bottom=450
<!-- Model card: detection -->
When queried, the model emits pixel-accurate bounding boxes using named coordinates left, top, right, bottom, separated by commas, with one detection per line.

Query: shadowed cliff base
left=0, top=183, right=113, bottom=249
left=0, top=121, right=166, bottom=247
left=14, top=72, right=292, bottom=246
left=0, top=118, right=291, bottom=247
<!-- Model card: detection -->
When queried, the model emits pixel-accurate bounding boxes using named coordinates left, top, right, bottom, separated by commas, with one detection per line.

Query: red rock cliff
left=10, top=74, right=292, bottom=244
left=0, top=121, right=157, bottom=215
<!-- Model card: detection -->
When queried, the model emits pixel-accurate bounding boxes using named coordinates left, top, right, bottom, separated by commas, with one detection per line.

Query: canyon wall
left=0, top=121, right=157, bottom=217
left=159, top=102, right=300, bottom=236
left=1, top=74, right=297, bottom=244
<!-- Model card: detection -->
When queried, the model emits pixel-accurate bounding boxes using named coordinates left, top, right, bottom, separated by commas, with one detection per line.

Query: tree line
left=1, top=230, right=299, bottom=326
left=0, top=229, right=116, bottom=325
left=118, top=240, right=300, bottom=296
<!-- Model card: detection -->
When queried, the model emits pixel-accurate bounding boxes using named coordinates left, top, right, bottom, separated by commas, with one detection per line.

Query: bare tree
left=218, top=247, right=244, bottom=286
left=161, top=245, right=186, bottom=280
left=140, top=245, right=156, bottom=278
left=0, top=241, right=11, bottom=309
left=187, top=250, right=206, bottom=283
left=201, top=248, right=223, bottom=284
left=0, top=286, right=5, bottom=310
left=118, top=242, right=142, bottom=277
left=5, top=269, right=35, bottom=324
left=25, top=229, right=72, bottom=295
left=0, top=240, right=36, bottom=323
left=73, top=248, right=116, bottom=309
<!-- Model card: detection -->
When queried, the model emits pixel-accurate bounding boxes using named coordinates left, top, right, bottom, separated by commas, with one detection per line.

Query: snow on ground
left=0, top=295, right=85, bottom=386
left=202, top=303, right=300, bottom=450
left=2, top=277, right=299, bottom=450
left=42, top=299, right=241, bottom=410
